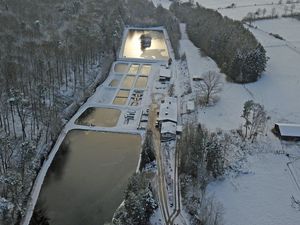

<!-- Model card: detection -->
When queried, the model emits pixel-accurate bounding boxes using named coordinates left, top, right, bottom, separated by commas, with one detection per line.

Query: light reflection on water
left=122, top=30, right=169, bottom=60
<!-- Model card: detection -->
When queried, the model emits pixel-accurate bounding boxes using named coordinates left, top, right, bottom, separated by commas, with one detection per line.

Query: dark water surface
left=32, top=130, right=140, bottom=225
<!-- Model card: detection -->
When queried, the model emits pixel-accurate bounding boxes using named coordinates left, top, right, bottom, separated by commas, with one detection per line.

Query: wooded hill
left=0, top=0, right=180, bottom=224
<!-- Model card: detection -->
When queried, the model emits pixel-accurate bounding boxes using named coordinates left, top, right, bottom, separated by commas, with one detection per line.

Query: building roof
left=160, top=67, right=171, bottom=78
left=192, top=73, right=203, bottom=79
left=176, top=125, right=183, bottom=133
left=275, top=123, right=300, bottom=137
left=158, top=97, right=177, bottom=123
left=187, top=100, right=195, bottom=111
left=161, top=122, right=177, bottom=135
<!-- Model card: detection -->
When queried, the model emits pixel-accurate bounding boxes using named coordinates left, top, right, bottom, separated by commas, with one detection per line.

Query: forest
left=0, top=0, right=179, bottom=224
left=170, top=1, right=268, bottom=83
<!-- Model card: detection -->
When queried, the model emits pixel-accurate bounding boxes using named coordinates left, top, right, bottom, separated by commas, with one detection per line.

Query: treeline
left=170, top=2, right=268, bottom=83
left=0, top=0, right=124, bottom=223
left=178, top=124, right=230, bottom=225
left=112, top=173, right=157, bottom=225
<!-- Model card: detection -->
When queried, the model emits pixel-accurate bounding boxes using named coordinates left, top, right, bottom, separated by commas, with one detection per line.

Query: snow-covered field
left=253, top=18, right=300, bottom=48
left=175, top=3, right=300, bottom=224
left=208, top=154, right=300, bottom=225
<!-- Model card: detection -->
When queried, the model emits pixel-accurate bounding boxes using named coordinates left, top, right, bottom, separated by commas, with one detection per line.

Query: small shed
left=273, top=123, right=300, bottom=141
left=192, top=74, right=203, bottom=81
left=159, top=67, right=171, bottom=81
left=176, top=125, right=183, bottom=134
left=187, top=100, right=195, bottom=113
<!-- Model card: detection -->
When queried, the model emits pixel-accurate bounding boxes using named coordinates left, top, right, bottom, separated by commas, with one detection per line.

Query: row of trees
left=171, top=1, right=268, bottom=83
left=178, top=124, right=229, bottom=225
left=112, top=173, right=157, bottom=225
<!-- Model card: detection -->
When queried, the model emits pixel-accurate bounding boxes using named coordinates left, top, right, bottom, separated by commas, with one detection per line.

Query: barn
left=273, top=123, right=300, bottom=141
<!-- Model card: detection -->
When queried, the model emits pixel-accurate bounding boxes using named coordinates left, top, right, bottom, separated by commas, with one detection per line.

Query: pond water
left=114, top=63, right=128, bottom=73
left=109, top=79, right=120, bottom=87
left=122, top=30, right=169, bottom=60
left=75, top=108, right=121, bottom=127
left=113, top=90, right=130, bottom=105
left=128, top=64, right=140, bottom=75
left=140, top=65, right=152, bottom=76
left=31, top=130, right=141, bottom=225
left=135, top=76, right=148, bottom=89
left=121, top=75, right=136, bottom=89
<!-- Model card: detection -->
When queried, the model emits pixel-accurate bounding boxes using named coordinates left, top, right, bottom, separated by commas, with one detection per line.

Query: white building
left=159, top=67, right=171, bottom=81
left=158, top=97, right=177, bottom=124
left=158, top=97, right=178, bottom=142
left=187, top=100, right=195, bottom=113
left=161, top=122, right=177, bottom=141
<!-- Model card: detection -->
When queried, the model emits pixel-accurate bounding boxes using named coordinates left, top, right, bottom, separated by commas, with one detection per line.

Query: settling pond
left=75, top=108, right=121, bottom=127
left=31, top=130, right=141, bottom=225
left=122, top=30, right=169, bottom=60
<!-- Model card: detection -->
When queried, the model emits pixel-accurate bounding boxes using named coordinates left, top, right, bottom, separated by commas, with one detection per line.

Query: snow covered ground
left=208, top=153, right=300, bottom=225
left=177, top=10, right=300, bottom=225
left=253, top=17, right=300, bottom=48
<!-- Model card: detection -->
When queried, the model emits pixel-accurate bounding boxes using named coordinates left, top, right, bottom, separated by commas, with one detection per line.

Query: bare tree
left=241, top=100, right=268, bottom=141
left=271, top=7, right=277, bottom=18
left=284, top=5, right=289, bottom=15
left=196, top=71, right=223, bottom=106
left=291, top=3, right=296, bottom=14
left=262, top=8, right=267, bottom=17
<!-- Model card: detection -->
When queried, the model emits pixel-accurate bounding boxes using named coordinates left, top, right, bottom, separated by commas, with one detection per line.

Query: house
left=159, top=67, right=171, bottom=81
left=273, top=123, right=300, bottom=141
left=157, top=97, right=177, bottom=125
left=161, top=122, right=177, bottom=142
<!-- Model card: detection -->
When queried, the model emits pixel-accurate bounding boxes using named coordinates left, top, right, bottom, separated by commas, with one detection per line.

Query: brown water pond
left=30, top=130, right=141, bottom=225
left=140, top=65, right=152, bottom=76
left=121, top=75, right=136, bottom=89
left=128, top=64, right=140, bottom=75
left=135, top=76, right=148, bottom=89
left=75, top=108, right=121, bottom=127
left=114, top=63, right=128, bottom=73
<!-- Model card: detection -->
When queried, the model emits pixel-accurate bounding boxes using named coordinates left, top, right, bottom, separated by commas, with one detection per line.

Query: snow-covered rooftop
left=187, top=100, right=195, bottom=111
left=159, top=67, right=171, bottom=78
left=161, top=121, right=177, bottom=134
left=158, top=97, right=177, bottom=123
left=275, top=123, right=300, bottom=137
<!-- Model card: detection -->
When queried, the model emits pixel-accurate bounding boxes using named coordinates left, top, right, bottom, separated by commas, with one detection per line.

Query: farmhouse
left=273, top=123, right=300, bottom=141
